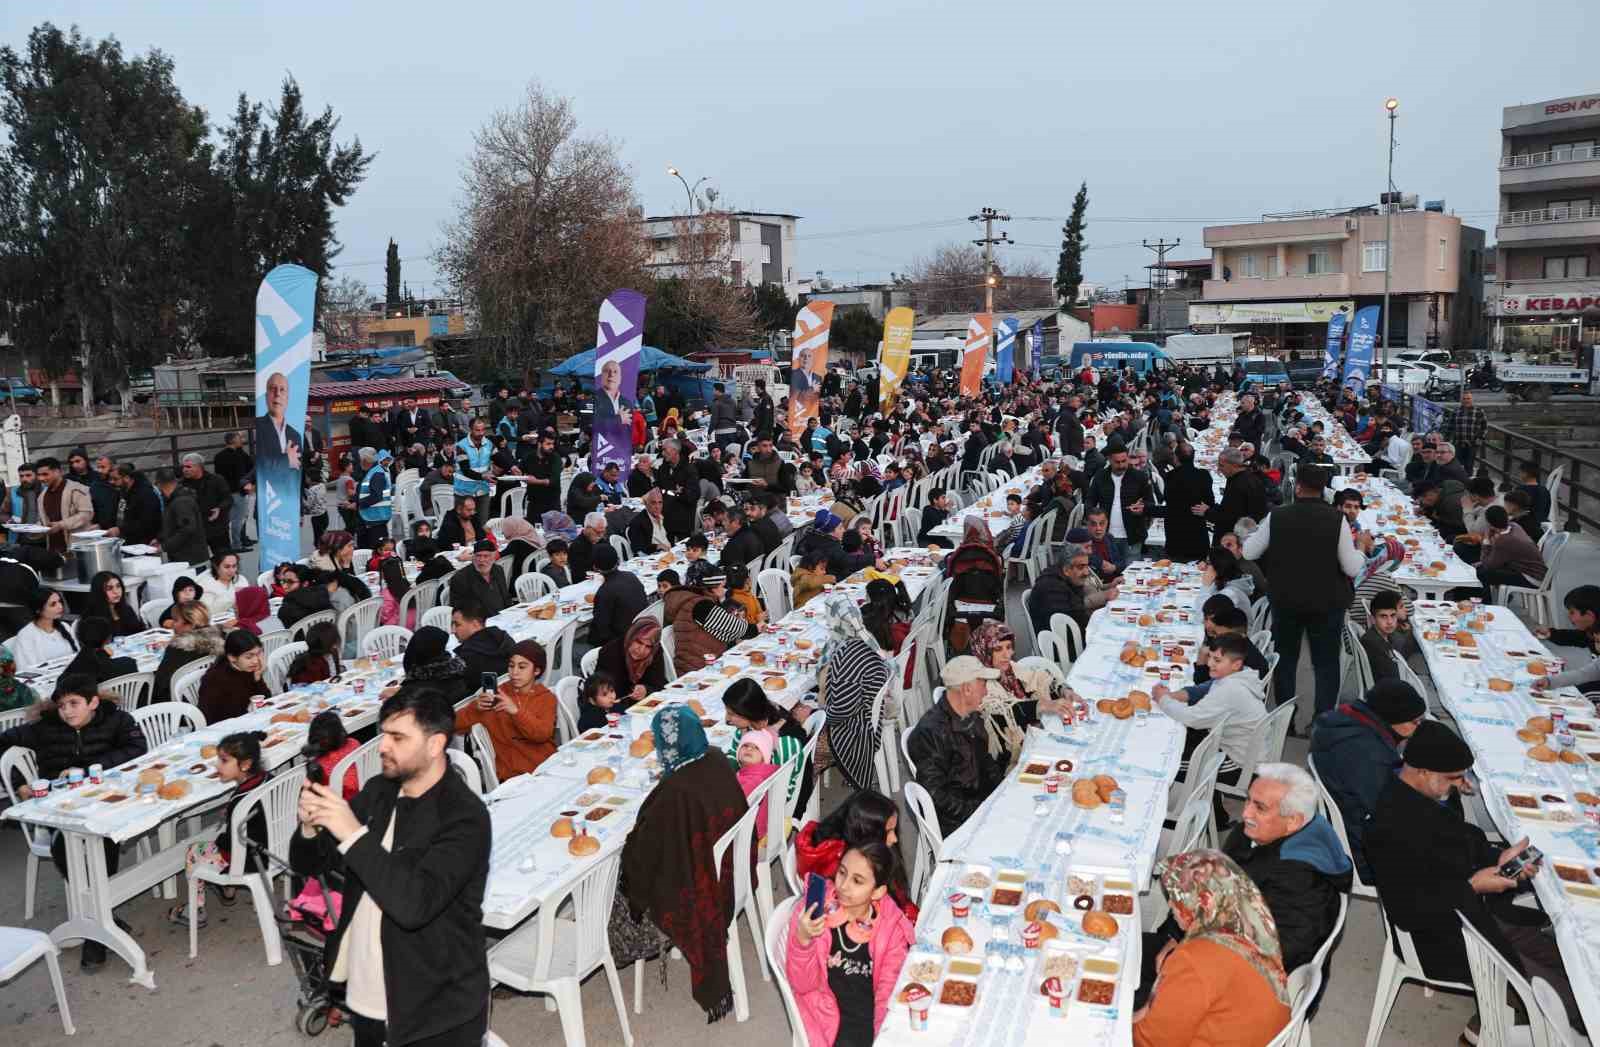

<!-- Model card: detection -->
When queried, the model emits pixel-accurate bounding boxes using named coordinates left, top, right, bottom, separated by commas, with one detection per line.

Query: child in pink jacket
left=735, top=729, right=780, bottom=842
left=785, top=842, right=915, bottom=1046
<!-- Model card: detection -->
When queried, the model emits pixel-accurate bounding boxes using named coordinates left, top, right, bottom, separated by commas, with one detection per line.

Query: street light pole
left=666, top=165, right=708, bottom=213
left=1381, top=98, right=1399, bottom=382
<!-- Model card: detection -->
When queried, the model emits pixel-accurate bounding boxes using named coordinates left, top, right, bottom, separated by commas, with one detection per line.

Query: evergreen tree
left=1055, top=182, right=1089, bottom=306
left=386, top=239, right=401, bottom=307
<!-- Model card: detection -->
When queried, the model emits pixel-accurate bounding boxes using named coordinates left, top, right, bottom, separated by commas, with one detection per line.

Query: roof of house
left=913, top=308, right=1062, bottom=333
left=307, top=377, right=465, bottom=399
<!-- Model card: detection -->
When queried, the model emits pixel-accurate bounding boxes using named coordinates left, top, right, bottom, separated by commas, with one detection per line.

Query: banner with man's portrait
left=590, top=289, right=647, bottom=475
left=788, top=301, right=834, bottom=441
left=254, top=264, right=317, bottom=572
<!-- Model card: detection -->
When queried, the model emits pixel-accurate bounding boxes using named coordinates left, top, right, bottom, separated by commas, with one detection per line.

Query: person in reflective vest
left=454, top=418, right=494, bottom=526
left=356, top=447, right=394, bottom=549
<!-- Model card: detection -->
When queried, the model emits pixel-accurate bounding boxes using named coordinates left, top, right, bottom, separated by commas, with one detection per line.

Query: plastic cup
left=88, top=763, right=103, bottom=785
left=947, top=891, right=970, bottom=921
left=905, top=990, right=931, bottom=1031
left=30, top=778, right=49, bottom=798
left=66, top=768, right=84, bottom=788
left=251, top=694, right=269, bottom=711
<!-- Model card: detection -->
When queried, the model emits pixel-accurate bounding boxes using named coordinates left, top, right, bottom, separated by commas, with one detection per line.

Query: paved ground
left=5, top=527, right=1598, bottom=1046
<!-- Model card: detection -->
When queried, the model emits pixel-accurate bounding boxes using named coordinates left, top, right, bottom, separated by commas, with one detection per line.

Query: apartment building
left=1194, top=205, right=1485, bottom=357
left=1494, top=91, right=1600, bottom=360
left=640, top=210, right=801, bottom=301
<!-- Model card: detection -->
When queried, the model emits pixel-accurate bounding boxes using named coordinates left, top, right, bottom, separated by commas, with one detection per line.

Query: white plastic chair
left=659, top=625, right=678, bottom=681
left=468, top=723, right=500, bottom=793
left=1049, top=612, right=1085, bottom=661
left=187, top=766, right=307, bottom=967
left=1265, top=960, right=1323, bottom=1047
left=329, top=736, right=383, bottom=792
left=1362, top=903, right=1472, bottom=1047
left=132, top=702, right=206, bottom=748
left=580, top=647, right=599, bottom=678
left=1143, top=752, right=1223, bottom=927
left=1496, top=532, right=1567, bottom=628
left=515, top=572, right=558, bottom=604
left=1166, top=720, right=1227, bottom=835
left=0, top=749, right=56, bottom=920
left=552, top=677, right=581, bottom=744
left=290, top=608, right=336, bottom=642
left=1532, top=977, right=1586, bottom=1047
left=101, top=670, right=154, bottom=709
left=0, top=927, right=75, bottom=1035
left=140, top=597, right=169, bottom=629
left=171, top=657, right=217, bottom=708
left=488, top=837, right=634, bottom=1047
left=264, top=642, right=307, bottom=696
left=609, top=534, right=632, bottom=561
left=447, top=749, right=483, bottom=793
left=902, top=781, right=944, bottom=904
left=545, top=619, right=580, bottom=684
left=1217, top=703, right=1294, bottom=801
left=1306, top=753, right=1378, bottom=900
left=762, top=896, right=809, bottom=1047
left=360, top=625, right=411, bottom=660
left=337, top=596, right=383, bottom=653
left=1034, top=630, right=1073, bottom=676
left=420, top=605, right=453, bottom=632
left=633, top=794, right=762, bottom=1021
left=757, top=568, right=792, bottom=621
left=258, top=629, right=294, bottom=659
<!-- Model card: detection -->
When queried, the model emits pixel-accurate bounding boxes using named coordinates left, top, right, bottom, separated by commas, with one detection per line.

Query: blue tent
left=547, top=346, right=712, bottom=376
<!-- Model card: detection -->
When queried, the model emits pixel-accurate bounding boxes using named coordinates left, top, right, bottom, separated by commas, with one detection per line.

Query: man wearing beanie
left=1366, top=721, right=1583, bottom=1034
left=1308, top=679, right=1426, bottom=878
left=588, top=542, right=647, bottom=648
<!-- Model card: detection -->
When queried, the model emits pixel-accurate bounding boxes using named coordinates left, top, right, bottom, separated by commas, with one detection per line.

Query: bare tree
left=993, top=255, right=1058, bottom=311
left=906, top=242, right=986, bottom=316
left=434, top=80, right=648, bottom=369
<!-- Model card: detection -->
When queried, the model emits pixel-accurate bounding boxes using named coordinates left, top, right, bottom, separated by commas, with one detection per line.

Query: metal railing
left=1478, top=424, right=1597, bottom=534
left=1502, top=145, right=1600, bottom=169
left=28, top=426, right=255, bottom=476
left=1499, top=203, right=1600, bottom=226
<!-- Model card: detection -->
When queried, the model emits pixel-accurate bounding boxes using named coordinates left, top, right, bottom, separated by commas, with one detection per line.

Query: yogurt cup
left=904, top=985, right=932, bottom=1030
left=947, top=891, right=971, bottom=921
left=88, top=763, right=104, bottom=785
left=30, top=778, right=50, bottom=798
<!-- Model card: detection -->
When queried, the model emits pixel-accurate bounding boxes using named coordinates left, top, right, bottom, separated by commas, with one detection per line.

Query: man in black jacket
left=656, top=440, right=701, bottom=541
left=588, top=543, right=647, bottom=648
left=180, top=453, right=231, bottom=556
left=570, top=513, right=606, bottom=581
left=214, top=430, right=255, bottom=551
left=1084, top=443, right=1152, bottom=562
left=448, top=541, right=512, bottom=617
left=1137, top=762, right=1352, bottom=1005
left=0, top=674, right=148, bottom=969
left=293, top=686, right=490, bottom=1046
left=1366, top=721, right=1583, bottom=1032
left=1233, top=391, right=1266, bottom=449
left=109, top=464, right=163, bottom=545
left=1027, top=543, right=1098, bottom=635
left=156, top=468, right=210, bottom=566
left=744, top=498, right=784, bottom=554
left=1205, top=449, right=1266, bottom=540
left=450, top=599, right=514, bottom=682
left=906, top=656, right=1007, bottom=835
left=719, top=507, right=766, bottom=570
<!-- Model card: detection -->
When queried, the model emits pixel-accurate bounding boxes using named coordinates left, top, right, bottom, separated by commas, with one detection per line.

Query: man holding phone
left=1364, top=721, right=1584, bottom=1035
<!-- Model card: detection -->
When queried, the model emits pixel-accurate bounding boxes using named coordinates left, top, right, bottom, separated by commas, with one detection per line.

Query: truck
left=1163, top=332, right=1250, bottom=366
left=1067, top=341, right=1173, bottom=376
left=1496, top=361, right=1599, bottom=401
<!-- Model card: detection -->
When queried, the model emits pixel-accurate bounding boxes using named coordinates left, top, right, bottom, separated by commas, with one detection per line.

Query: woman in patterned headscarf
left=969, top=619, right=1065, bottom=763
left=818, top=592, right=893, bottom=791
left=1134, top=849, right=1291, bottom=1047
left=617, top=706, right=747, bottom=1022
left=0, top=644, right=37, bottom=712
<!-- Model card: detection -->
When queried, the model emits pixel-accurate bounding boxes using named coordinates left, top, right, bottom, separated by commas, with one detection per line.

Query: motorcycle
left=1466, top=360, right=1503, bottom=392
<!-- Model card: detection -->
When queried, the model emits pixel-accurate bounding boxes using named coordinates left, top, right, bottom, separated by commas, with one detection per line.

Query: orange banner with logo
left=878, top=306, right=914, bottom=413
left=788, top=301, right=834, bottom=441
left=960, top=313, right=992, bottom=397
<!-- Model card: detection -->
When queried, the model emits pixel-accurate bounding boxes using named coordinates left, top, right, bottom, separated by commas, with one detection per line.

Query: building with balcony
left=1493, top=91, right=1600, bottom=360
left=1194, top=205, right=1485, bottom=357
left=640, top=211, right=800, bottom=301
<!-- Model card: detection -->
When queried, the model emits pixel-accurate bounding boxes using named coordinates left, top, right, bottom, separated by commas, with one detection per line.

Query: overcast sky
left=5, top=1, right=1594, bottom=301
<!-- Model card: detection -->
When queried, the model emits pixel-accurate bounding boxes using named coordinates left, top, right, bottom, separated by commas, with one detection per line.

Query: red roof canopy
left=308, top=377, right=463, bottom=399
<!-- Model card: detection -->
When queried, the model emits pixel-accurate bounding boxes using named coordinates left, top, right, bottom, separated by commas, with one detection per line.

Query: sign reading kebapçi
left=254, top=264, right=318, bottom=573
left=590, top=289, right=647, bottom=476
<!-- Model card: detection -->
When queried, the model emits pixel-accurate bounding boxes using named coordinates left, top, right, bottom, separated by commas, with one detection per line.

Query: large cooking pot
left=71, top=537, right=124, bottom=582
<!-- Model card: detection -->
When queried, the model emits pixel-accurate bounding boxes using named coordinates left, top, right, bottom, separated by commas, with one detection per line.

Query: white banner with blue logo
left=1341, top=305, right=1380, bottom=395
left=1322, top=309, right=1348, bottom=380
left=1411, top=396, right=1444, bottom=436
left=1029, top=319, right=1044, bottom=376
left=995, top=317, right=1018, bottom=384
left=253, top=264, right=317, bottom=573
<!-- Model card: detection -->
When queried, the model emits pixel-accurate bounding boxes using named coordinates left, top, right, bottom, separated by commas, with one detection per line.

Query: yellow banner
left=788, top=301, right=833, bottom=441
left=878, top=306, right=914, bottom=413
left=961, top=313, right=992, bottom=397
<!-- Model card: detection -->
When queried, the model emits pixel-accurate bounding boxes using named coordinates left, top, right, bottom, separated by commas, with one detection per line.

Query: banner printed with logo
left=254, top=264, right=318, bottom=573
left=1341, top=305, right=1380, bottom=395
left=1030, top=319, right=1044, bottom=376
left=878, top=306, right=914, bottom=413
left=1322, top=309, right=1348, bottom=380
left=995, top=317, right=1018, bottom=384
left=1411, top=395, right=1444, bottom=436
left=961, top=313, right=992, bottom=397
left=590, top=289, right=647, bottom=475
left=788, top=301, right=834, bottom=441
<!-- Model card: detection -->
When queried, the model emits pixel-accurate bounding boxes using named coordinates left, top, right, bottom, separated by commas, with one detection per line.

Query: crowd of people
left=0, top=354, right=1594, bottom=1047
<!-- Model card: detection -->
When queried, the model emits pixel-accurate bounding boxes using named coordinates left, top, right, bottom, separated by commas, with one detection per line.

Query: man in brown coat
left=34, top=457, right=94, bottom=554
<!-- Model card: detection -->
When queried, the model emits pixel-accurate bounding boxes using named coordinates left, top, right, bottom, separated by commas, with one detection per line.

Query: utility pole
left=1143, top=238, right=1181, bottom=342
left=970, top=207, right=1012, bottom=314
left=1381, top=98, right=1399, bottom=381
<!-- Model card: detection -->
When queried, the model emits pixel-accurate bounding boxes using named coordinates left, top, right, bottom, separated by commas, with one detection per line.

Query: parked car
left=0, top=378, right=43, bottom=405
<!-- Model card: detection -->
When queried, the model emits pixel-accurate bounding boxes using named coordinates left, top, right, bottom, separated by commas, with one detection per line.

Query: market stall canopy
left=548, top=346, right=713, bottom=376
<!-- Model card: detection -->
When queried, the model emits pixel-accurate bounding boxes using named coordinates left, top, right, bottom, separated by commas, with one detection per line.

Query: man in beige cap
left=905, top=656, right=1007, bottom=834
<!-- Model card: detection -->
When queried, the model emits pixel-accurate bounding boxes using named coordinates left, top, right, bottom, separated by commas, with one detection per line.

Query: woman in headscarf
left=498, top=516, right=541, bottom=580
left=1134, top=849, right=1290, bottom=1047
left=819, top=593, right=893, bottom=791
left=0, top=644, right=38, bottom=712
left=231, top=585, right=277, bottom=636
left=969, top=619, right=1066, bottom=764
left=592, top=617, right=668, bottom=703
left=393, top=625, right=471, bottom=704
left=657, top=407, right=682, bottom=441
left=616, top=705, right=747, bottom=1023
left=565, top=471, right=604, bottom=521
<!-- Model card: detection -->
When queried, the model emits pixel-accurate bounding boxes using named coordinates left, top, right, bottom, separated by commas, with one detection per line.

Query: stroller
left=941, top=536, right=1004, bottom=656
left=243, top=838, right=347, bottom=1037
